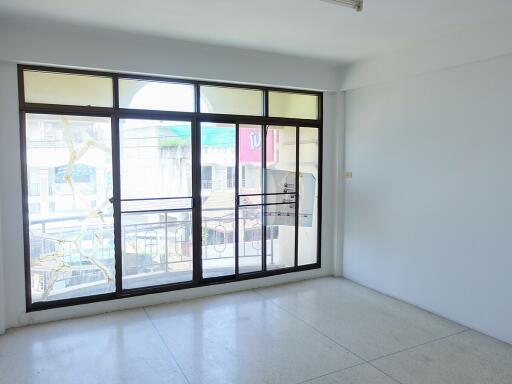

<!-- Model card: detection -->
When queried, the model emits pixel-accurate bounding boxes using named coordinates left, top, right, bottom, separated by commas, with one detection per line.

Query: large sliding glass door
left=237, top=125, right=264, bottom=274
left=199, top=123, right=320, bottom=277
left=119, top=119, right=194, bottom=289
left=20, top=65, right=322, bottom=310
left=199, top=122, right=237, bottom=278
left=264, top=126, right=297, bottom=270
left=298, top=127, right=320, bottom=266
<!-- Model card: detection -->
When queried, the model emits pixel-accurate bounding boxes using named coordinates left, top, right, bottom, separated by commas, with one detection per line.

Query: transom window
left=19, top=65, right=323, bottom=311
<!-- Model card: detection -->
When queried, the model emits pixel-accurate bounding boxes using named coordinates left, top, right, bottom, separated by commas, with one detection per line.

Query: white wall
left=343, top=53, right=512, bottom=344
left=339, top=16, right=512, bottom=91
left=0, top=17, right=343, bottom=332
left=332, top=92, right=346, bottom=277
left=0, top=188, right=5, bottom=334
left=0, top=15, right=339, bottom=92
left=0, top=61, right=25, bottom=331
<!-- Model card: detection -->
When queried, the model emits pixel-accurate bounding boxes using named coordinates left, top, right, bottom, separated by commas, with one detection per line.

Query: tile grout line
left=366, top=330, right=473, bottom=384
left=253, top=290, right=373, bottom=367
left=367, top=362, right=405, bottom=384
left=368, top=328, right=470, bottom=363
left=138, top=288, right=468, bottom=384
left=255, top=288, right=470, bottom=360
left=142, top=307, right=193, bottom=384
left=256, top=291, right=405, bottom=384
left=255, top=289, right=470, bottom=384
left=294, top=361, right=368, bottom=384
left=253, top=289, right=379, bottom=384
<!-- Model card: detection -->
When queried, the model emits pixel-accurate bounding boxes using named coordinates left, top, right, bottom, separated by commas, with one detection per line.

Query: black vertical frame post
left=18, top=66, right=32, bottom=309
left=110, top=76, right=123, bottom=294
left=317, top=94, right=323, bottom=267
left=111, top=76, right=122, bottom=294
left=262, top=125, right=267, bottom=272
left=112, top=117, right=122, bottom=293
left=294, top=126, right=300, bottom=268
left=20, top=114, right=32, bottom=310
left=192, top=117, right=202, bottom=283
left=234, top=123, right=240, bottom=276
left=262, top=90, right=269, bottom=272
left=192, top=84, right=202, bottom=283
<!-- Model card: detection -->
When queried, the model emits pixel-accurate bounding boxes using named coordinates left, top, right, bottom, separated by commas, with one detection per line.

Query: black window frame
left=18, top=64, right=323, bottom=312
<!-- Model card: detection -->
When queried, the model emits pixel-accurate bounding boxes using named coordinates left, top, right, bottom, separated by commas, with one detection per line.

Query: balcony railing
left=29, top=208, right=277, bottom=301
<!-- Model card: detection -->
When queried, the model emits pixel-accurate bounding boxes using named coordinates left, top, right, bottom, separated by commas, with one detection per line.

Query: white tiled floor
left=1, top=277, right=512, bottom=384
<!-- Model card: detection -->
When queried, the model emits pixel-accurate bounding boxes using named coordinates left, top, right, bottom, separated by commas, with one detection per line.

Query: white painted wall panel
left=344, top=53, right=512, bottom=344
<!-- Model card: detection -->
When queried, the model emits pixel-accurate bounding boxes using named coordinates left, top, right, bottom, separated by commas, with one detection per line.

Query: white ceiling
left=1, top=0, right=512, bottom=63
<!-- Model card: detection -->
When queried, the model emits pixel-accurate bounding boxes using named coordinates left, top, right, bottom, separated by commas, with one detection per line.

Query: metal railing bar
left=238, top=202, right=296, bottom=207
left=121, top=196, right=193, bottom=202
left=121, top=208, right=193, bottom=214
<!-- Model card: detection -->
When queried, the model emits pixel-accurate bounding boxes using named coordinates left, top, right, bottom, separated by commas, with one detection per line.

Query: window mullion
left=111, top=114, right=123, bottom=295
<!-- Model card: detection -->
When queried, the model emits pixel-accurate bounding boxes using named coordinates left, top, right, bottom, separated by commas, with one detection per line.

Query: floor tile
left=257, top=278, right=466, bottom=360
left=372, top=330, right=512, bottom=384
left=145, top=290, right=362, bottom=384
left=305, top=364, right=398, bottom=384
left=0, top=309, right=188, bottom=384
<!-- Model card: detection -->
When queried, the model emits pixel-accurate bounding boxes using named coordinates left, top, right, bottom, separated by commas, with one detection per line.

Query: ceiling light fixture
left=320, top=0, right=363, bottom=12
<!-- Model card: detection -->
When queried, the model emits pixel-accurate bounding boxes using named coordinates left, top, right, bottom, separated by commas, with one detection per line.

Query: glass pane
left=119, top=119, right=192, bottom=200
left=119, top=119, right=193, bottom=288
left=265, top=126, right=296, bottom=270
left=268, top=91, right=318, bottom=120
left=239, top=125, right=263, bottom=195
left=121, top=198, right=192, bottom=213
left=238, top=124, right=264, bottom=273
left=265, top=193, right=295, bottom=205
left=201, top=122, right=236, bottom=278
left=239, top=194, right=263, bottom=206
left=24, top=70, right=113, bottom=107
left=239, top=206, right=262, bottom=273
left=25, top=114, right=114, bottom=302
left=122, top=211, right=193, bottom=289
left=200, top=86, right=263, bottom=116
left=266, top=126, right=296, bottom=193
left=266, top=204, right=296, bottom=270
left=119, top=79, right=195, bottom=112
left=298, top=127, right=319, bottom=266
